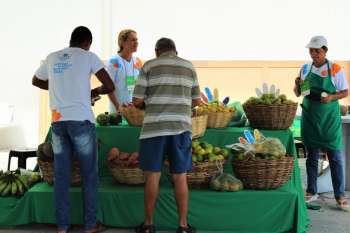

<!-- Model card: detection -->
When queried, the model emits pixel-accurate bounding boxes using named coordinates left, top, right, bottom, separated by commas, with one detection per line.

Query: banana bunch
left=0, top=171, right=29, bottom=197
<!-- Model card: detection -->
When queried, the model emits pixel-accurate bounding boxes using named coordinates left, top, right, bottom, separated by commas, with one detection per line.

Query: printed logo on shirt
left=53, top=62, right=72, bottom=74
left=53, top=53, right=73, bottom=74
left=110, top=57, right=121, bottom=70
left=59, top=53, right=71, bottom=61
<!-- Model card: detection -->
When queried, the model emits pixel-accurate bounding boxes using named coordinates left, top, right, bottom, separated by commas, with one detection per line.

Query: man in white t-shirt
left=32, top=26, right=114, bottom=233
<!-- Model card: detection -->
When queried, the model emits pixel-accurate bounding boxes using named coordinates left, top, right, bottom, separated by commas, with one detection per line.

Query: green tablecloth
left=0, top=125, right=309, bottom=233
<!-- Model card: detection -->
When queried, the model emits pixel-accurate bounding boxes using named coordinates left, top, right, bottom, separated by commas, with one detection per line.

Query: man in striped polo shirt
left=133, top=38, right=201, bottom=233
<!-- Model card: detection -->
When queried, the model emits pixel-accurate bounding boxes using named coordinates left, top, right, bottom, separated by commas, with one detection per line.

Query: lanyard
left=121, top=57, right=135, bottom=78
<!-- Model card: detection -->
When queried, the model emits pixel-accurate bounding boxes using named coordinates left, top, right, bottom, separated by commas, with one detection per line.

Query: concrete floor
left=0, top=157, right=349, bottom=233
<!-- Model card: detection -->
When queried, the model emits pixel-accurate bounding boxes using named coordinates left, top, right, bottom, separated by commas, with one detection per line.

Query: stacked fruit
left=96, top=112, right=122, bottom=126
left=108, top=147, right=140, bottom=167
left=0, top=171, right=32, bottom=197
left=194, top=102, right=235, bottom=115
left=244, top=94, right=295, bottom=106
left=192, top=140, right=229, bottom=162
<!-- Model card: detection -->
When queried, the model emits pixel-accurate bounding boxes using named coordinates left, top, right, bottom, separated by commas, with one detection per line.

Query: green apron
left=301, top=60, right=342, bottom=150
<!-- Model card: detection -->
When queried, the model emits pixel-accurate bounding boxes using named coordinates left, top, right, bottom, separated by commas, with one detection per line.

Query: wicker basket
left=108, top=163, right=145, bottom=185
left=165, top=160, right=224, bottom=189
left=232, top=156, right=294, bottom=190
left=120, top=107, right=145, bottom=126
left=243, top=103, right=297, bottom=130
left=37, top=159, right=81, bottom=186
left=207, top=112, right=234, bottom=128
left=192, top=114, right=208, bottom=139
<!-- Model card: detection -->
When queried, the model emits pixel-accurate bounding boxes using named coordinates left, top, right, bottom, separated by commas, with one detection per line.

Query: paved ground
left=0, top=156, right=349, bottom=232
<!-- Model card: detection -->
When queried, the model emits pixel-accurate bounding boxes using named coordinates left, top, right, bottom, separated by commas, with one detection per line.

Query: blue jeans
left=51, top=121, right=98, bottom=231
left=306, top=148, right=345, bottom=198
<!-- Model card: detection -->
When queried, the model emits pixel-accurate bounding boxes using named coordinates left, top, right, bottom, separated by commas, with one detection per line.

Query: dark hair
left=69, top=26, right=92, bottom=46
left=155, top=38, right=176, bottom=53
left=321, top=46, right=328, bottom=52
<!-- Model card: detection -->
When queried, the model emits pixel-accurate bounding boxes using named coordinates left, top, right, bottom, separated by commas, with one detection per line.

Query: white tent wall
left=1, top=0, right=350, bottom=152
left=109, top=0, right=350, bottom=61
left=0, top=0, right=103, bottom=151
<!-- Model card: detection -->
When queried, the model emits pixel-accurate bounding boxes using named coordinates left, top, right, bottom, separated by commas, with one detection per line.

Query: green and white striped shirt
left=133, top=51, right=200, bottom=139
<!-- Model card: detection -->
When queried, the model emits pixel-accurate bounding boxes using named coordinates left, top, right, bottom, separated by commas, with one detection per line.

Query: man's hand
left=32, top=76, right=48, bottom=90
left=91, top=88, right=99, bottom=98
left=133, top=97, right=145, bottom=109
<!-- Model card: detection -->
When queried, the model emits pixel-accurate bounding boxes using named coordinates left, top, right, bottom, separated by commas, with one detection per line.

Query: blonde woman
left=107, top=29, right=142, bottom=112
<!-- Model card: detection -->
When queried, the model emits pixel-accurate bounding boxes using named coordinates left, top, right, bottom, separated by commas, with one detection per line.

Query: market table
left=0, top=125, right=309, bottom=233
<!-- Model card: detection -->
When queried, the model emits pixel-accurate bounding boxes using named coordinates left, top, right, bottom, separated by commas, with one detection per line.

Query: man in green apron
left=294, top=36, right=349, bottom=211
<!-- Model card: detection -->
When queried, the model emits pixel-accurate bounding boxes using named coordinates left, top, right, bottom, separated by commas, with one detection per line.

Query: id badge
left=126, top=75, right=136, bottom=94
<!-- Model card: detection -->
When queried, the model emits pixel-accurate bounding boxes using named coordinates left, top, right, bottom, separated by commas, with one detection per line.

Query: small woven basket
left=165, top=160, right=225, bottom=189
left=243, top=103, right=297, bottom=130
left=108, top=163, right=145, bottom=185
left=206, top=112, right=234, bottom=128
left=120, top=107, right=145, bottom=126
left=232, top=156, right=294, bottom=190
left=192, top=114, right=208, bottom=139
left=37, top=159, right=81, bottom=186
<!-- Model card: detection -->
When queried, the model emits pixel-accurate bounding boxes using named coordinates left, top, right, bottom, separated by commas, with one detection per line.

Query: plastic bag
left=209, top=160, right=243, bottom=192
left=231, top=130, right=286, bottom=160
left=210, top=173, right=243, bottom=192
left=227, top=102, right=247, bottom=127
left=253, top=137, right=286, bottom=158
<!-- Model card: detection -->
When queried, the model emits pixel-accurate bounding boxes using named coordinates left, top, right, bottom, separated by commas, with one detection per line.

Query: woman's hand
left=295, top=77, right=303, bottom=86
left=294, top=77, right=302, bottom=97
left=320, top=94, right=333, bottom=103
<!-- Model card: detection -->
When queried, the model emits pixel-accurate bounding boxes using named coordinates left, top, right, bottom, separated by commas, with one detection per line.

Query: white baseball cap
left=306, top=36, right=328, bottom=48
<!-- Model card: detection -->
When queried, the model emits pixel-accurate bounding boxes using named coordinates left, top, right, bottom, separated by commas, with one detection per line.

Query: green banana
left=1, top=182, right=12, bottom=196
left=15, top=179, right=24, bottom=196
left=11, top=181, right=18, bottom=196
left=17, top=175, right=29, bottom=191
left=0, top=180, right=8, bottom=193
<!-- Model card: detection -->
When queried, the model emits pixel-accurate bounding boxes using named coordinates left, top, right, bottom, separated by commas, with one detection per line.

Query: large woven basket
left=120, top=107, right=145, bottom=126
left=192, top=114, right=208, bottom=139
left=165, top=160, right=224, bottom=189
left=108, top=163, right=145, bottom=185
left=232, top=156, right=294, bottom=190
left=207, top=112, right=234, bottom=128
left=37, top=159, right=81, bottom=186
left=243, top=103, right=297, bottom=130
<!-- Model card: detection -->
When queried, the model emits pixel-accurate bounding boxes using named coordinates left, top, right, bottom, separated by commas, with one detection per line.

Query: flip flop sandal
left=135, top=222, right=156, bottom=233
left=176, top=224, right=196, bottom=233
left=305, top=194, right=319, bottom=203
left=336, top=198, right=350, bottom=212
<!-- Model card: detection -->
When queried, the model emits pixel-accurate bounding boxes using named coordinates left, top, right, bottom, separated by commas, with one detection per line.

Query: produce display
left=96, top=112, right=122, bottom=126
left=231, top=129, right=287, bottom=160
left=210, top=173, right=243, bottom=192
left=194, top=102, right=235, bottom=115
left=0, top=170, right=41, bottom=197
left=192, top=140, right=229, bottom=162
left=37, top=142, right=54, bottom=162
left=120, top=105, right=145, bottom=126
left=244, top=93, right=295, bottom=106
left=108, top=147, right=140, bottom=167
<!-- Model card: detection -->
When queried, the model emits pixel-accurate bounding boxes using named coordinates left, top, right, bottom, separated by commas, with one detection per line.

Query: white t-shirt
left=300, top=61, right=348, bottom=91
left=106, top=55, right=141, bottom=112
left=35, top=47, right=104, bottom=123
